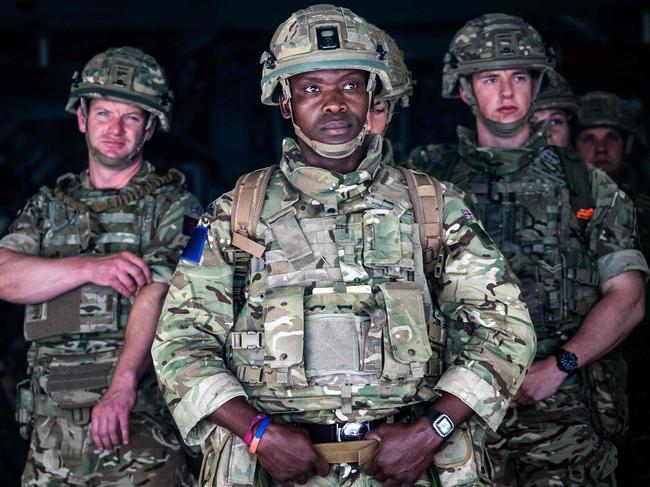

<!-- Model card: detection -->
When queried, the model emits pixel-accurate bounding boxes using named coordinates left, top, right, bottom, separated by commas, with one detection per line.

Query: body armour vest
left=25, top=163, right=182, bottom=413
left=225, top=139, right=446, bottom=422
left=411, top=128, right=600, bottom=357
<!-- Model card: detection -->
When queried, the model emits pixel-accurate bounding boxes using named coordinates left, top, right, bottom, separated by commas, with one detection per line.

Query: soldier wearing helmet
left=153, top=5, right=535, bottom=486
left=0, top=46, right=201, bottom=485
left=575, top=91, right=645, bottom=179
left=366, top=24, right=414, bottom=136
left=408, top=13, right=648, bottom=487
left=530, top=72, right=580, bottom=147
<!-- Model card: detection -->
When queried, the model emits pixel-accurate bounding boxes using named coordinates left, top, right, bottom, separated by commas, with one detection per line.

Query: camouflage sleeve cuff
left=434, top=365, right=507, bottom=432
left=173, top=376, right=248, bottom=446
left=0, top=234, right=40, bottom=255
left=149, top=264, right=174, bottom=285
left=597, top=249, right=650, bottom=284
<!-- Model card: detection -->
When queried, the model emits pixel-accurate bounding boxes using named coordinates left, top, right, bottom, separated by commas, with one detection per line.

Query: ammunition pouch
left=15, top=378, right=34, bottom=440
left=584, top=351, right=629, bottom=440
left=24, top=284, right=119, bottom=340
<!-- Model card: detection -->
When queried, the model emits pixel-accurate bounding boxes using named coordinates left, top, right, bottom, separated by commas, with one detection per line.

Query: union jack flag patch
left=463, top=209, right=474, bottom=221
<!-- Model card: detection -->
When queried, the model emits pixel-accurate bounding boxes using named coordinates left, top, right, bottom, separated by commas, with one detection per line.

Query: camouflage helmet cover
left=442, top=13, right=556, bottom=99
left=578, top=91, right=640, bottom=133
left=532, top=71, right=579, bottom=117
left=65, top=46, right=174, bottom=132
left=260, top=4, right=393, bottom=106
left=369, top=24, right=413, bottom=108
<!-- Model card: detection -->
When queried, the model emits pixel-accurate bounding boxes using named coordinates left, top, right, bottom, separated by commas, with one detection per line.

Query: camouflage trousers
left=486, top=385, right=617, bottom=487
left=22, top=412, right=196, bottom=486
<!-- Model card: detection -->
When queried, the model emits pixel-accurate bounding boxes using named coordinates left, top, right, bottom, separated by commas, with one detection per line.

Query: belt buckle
left=336, top=421, right=370, bottom=442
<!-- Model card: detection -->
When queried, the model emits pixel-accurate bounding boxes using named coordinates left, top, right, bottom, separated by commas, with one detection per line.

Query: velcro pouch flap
left=378, top=281, right=433, bottom=363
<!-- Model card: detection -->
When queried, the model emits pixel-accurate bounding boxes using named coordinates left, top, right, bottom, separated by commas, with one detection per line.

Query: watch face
left=433, top=415, right=454, bottom=437
left=557, top=350, right=578, bottom=373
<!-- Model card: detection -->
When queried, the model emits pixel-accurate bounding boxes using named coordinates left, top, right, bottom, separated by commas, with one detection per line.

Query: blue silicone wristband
left=254, top=417, right=272, bottom=439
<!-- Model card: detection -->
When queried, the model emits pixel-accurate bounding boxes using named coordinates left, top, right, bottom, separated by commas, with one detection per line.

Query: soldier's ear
left=76, top=106, right=87, bottom=133
left=459, top=82, right=470, bottom=105
left=279, top=93, right=291, bottom=120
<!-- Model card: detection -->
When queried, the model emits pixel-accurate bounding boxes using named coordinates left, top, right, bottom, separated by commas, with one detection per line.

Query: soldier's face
left=281, top=69, right=369, bottom=145
left=530, top=109, right=571, bottom=147
left=78, top=99, right=154, bottom=160
left=368, top=100, right=389, bottom=136
left=575, top=127, right=625, bottom=175
left=465, top=69, right=533, bottom=124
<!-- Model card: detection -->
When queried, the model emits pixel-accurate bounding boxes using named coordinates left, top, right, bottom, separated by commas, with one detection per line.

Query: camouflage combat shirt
left=153, top=135, right=535, bottom=447
left=0, top=160, right=203, bottom=413
left=408, top=126, right=649, bottom=358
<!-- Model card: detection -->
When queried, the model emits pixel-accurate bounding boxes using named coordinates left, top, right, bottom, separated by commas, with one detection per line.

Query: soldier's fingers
left=91, top=414, right=103, bottom=450
left=314, top=455, right=330, bottom=477
left=116, top=260, right=148, bottom=290
left=120, top=252, right=152, bottom=283
left=106, top=413, right=121, bottom=450
left=119, top=412, right=130, bottom=445
left=295, top=474, right=310, bottom=485
left=115, top=272, right=137, bottom=297
left=364, top=456, right=378, bottom=476
left=95, top=414, right=110, bottom=450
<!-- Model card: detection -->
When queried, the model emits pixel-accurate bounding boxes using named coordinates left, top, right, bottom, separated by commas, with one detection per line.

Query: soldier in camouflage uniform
left=366, top=24, right=413, bottom=136
left=530, top=72, right=579, bottom=148
left=407, top=13, right=649, bottom=486
left=0, top=46, right=201, bottom=486
left=153, top=5, right=535, bottom=487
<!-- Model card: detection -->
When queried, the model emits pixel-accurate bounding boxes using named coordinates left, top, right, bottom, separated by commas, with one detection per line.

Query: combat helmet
left=577, top=91, right=645, bottom=152
left=532, top=72, right=579, bottom=118
left=442, top=13, right=557, bottom=137
left=369, top=24, right=413, bottom=123
left=66, top=46, right=174, bottom=132
left=260, top=4, right=393, bottom=159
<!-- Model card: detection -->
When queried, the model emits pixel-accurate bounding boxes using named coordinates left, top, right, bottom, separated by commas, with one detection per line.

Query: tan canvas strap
left=231, top=165, right=278, bottom=258
left=313, top=440, right=378, bottom=464
left=398, top=167, right=443, bottom=275
left=53, top=169, right=183, bottom=214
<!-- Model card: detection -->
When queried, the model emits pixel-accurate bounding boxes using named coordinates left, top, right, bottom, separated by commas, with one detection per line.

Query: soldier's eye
left=344, top=82, right=359, bottom=90
left=550, top=118, right=564, bottom=126
left=305, top=85, right=320, bottom=93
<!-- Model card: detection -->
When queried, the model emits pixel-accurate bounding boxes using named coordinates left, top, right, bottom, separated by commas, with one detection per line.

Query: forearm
left=0, top=248, right=93, bottom=303
left=110, top=282, right=168, bottom=389
left=562, top=270, right=645, bottom=367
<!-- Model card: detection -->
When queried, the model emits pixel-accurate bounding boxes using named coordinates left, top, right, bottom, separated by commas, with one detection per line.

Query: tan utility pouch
left=24, top=284, right=119, bottom=340
left=434, top=420, right=492, bottom=486
left=38, top=350, right=118, bottom=409
left=585, top=352, right=629, bottom=439
left=15, top=379, right=34, bottom=440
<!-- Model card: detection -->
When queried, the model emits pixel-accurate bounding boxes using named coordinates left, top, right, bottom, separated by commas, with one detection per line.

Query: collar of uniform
left=279, top=135, right=386, bottom=205
left=78, top=160, right=156, bottom=192
left=456, top=125, right=548, bottom=177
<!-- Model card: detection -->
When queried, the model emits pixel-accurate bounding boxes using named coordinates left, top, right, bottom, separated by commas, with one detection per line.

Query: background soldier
left=408, top=13, right=648, bottom=486
left=530, top=72, right=580, bottom=148
left=0, top=46, right=201, bottom=485
left=366, top=24, right=414, bottom=136
left=153, top=4, right=535, bottom=487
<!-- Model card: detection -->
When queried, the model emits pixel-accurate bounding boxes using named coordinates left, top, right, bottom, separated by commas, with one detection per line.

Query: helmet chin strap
left=461, top=71, right=548, bottom=139
left=281, top=76, right=375, bottom=160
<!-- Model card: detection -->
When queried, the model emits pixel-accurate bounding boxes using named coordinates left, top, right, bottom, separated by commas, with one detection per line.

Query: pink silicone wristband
left=243, top=413, right=267, bottom=447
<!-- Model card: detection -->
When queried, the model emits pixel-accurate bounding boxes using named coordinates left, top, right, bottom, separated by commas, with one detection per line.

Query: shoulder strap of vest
left=398, top=166, right=444, bottom=276
left=558, top=149, right=596, bottom=234
left=53, top=169, right=183, bottom=214
left=230, top=165, right=279, bottom=258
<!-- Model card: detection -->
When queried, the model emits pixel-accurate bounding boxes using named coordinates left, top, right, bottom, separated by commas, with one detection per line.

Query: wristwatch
left=554, top=349, right=579, bottom=375
left=424, top=409, right=455, bottom=440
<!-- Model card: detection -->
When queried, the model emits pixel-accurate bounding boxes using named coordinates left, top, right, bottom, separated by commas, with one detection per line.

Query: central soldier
left=153, top=5, right=535, bottom=486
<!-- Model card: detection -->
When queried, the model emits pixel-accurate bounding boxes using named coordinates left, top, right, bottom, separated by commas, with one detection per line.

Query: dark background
left=1, top=0, right=649, bottom=485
